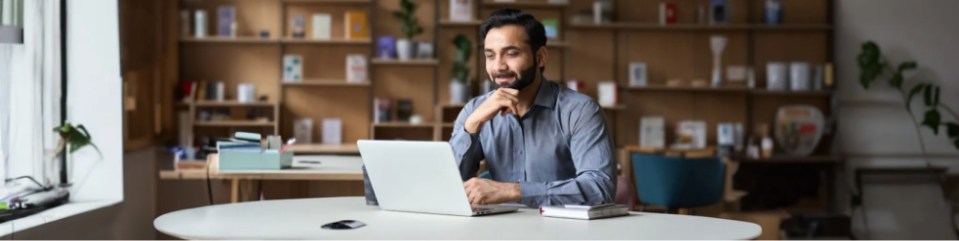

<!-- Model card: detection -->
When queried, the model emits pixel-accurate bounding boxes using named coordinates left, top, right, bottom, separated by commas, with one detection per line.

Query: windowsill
left=0, top=199, right=121, bottom=237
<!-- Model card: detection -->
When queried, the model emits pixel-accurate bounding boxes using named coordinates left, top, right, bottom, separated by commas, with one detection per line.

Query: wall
left=835, top=0, right=959, bottom=239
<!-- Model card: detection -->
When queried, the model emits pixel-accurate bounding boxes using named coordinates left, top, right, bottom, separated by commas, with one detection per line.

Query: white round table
left=155, top=197, right=761, bottom=239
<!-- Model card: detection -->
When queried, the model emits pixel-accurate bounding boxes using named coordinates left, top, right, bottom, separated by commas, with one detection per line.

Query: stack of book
left=539, top=203, right=630, bottom=220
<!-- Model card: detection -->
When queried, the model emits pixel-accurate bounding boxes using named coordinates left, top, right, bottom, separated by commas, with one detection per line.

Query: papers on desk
left=539, top=203, right=629, bottom=220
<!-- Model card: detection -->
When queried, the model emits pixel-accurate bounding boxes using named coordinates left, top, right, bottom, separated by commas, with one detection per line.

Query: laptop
left=357, top=140, right=519, bottom=216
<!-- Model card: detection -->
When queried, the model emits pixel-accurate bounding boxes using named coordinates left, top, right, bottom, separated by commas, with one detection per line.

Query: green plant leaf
left=858, top=41, right=880, bottom=68
left=906, top=83, right=927, bottom=112
left=922, top=110, right=942, bottom=135
left=933, top=86, right=941, bottom=106
left=898, top=61, right=917, bottom=72
left=890, top=72, right=904, bottom=88
left=850, top=193, right=863, bottom=208
left=924, top=84, right=934, bottom=106
left=946, top=122, right=959, bottom=138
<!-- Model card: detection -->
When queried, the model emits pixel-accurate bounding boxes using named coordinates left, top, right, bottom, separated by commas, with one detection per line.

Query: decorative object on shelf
left=237, top=83, right=255, bottom=103
left=789, top=61, right=811, bottom=91
left=217, top=5, right=236, bottom=37
left=293, top=118, right=313, bottom=144
left=345, top=10, right=369, bottom=40
left=628, top=62, right=647, bottom=87
left=674, top=120, right=707, bottom=150
left=291, top=14, right=306, bottom=38
left=709, top=35, right=727, bottom=88
left=812, top=64, right=824, bottom=91
left=726, top=65, right=746, bottom=86
left=766, top=61, right=788, bottom=90
left=666, top=78, right=685, bottom=87
left=312, top=13, right=332, bottom=40
left=659, top=2, right=676, bottom=25
left=450, top=34, right=472, bottom=104
left=570, top=10, right=593, bottom=25
left=709, top=0, right=728, bottom=24
left=639, top=116, right=665, bottom=149
left=392, top=0, right=423, bottom=60
left=282, top=54, right=303, bottom=82
left=763, top=0, right=783, bottom=25
left=212, top=81, right=225, bottom=101
left=396, top=99, right=413, bottom=122
left=259, top=30, right=270, bottom=39
left=695, top=4, right=706, bottom=24
left=566, top=79, right=583, bottom=92
left=597, top=81, right=618, bottom=108
left=717, top=122, right=735, bottom=157
left=416, top=41, right=434, bottom=59
left=346, top=54, right=368, bottom=83
left=746, top=66, right=756, bottom=88
left=690, top=79, right=708, bottom=87
left=823, top=62, right=834, bottom=90
left=774, top=105, right=824, bottom=156
left=179, top=9, right=191, bottom=36
left=322, top=118, right=343, bottom=145
left=593, top=0, right=612, bottom=24
left=194, top=9, right=207, bottom=38
left=449, top=0, right=474, bottom=22
left=542, top=18, right=559, bottom=39
left=377, top=36, right=397, bottom=59
left=409, top=114, right=423, bottom=125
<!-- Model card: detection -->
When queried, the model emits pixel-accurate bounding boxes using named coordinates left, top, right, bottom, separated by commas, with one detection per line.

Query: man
left=451, top=9, right=615, bottom=208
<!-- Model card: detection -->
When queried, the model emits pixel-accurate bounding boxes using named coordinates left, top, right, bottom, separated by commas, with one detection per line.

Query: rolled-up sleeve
left=519, top=102, right=616, bottom=207
left=450, top=99, right=484, bottom=181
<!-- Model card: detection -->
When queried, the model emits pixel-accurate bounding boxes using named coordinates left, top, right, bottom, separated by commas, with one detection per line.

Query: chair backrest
left=631, top=153, right=725, bottom=209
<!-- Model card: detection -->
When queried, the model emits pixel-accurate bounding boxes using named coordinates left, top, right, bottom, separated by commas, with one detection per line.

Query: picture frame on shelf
left=629, top=62, right=648, bottom=87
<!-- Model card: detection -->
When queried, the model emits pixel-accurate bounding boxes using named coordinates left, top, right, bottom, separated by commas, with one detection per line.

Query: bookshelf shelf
left=372, top=122, right=436, bottom=128
left=282, top=80, right=371, bottom=87
left=439, top=19, right=483, bottom=27
left=279, top=38, right=372, bottom=45
left=179, top=36, right=278, bottom=44
left=370, top=59, right=439, bottom=66
left=568, top=23, right=832, bottom=31
left=194, top=120, right=276, bottom=127
left=283, top=0, right=372, bottom=4
left=750, top=90, right=833, bottom=97
left=625, top=86, right=751, bottom=93
left=193, top=101, right=277, bottom=107
left=482, top=1, right=568, bottom=8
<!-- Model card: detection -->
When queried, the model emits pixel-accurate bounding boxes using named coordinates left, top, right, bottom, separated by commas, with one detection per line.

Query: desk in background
left=159, top=144, right=363, bottom=203
left=154, top=196, right=762, bottom=240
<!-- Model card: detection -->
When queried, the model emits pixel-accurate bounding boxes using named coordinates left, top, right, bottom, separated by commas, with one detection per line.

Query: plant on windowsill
left=52, top=122, right=101, bottom=186
left=392, top=0, right=423, bottom=60
left=852, top=41, right=959, bottom=236
left=450, top=34, right=472, bottom=104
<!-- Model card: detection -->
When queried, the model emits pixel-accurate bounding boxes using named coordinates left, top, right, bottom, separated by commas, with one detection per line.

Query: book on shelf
left=344, top=10, right=369, bottom=40
left=312, top=13, right=332, bottom=40
left=539, top=203, right=630, bottom=220
left=449, top=0, right=474, bottom=22
left=217, top=5, right=236, bottom=37
left=283, top=54, right=303, bottom=82
left=346, top=54, right=368, bottom=83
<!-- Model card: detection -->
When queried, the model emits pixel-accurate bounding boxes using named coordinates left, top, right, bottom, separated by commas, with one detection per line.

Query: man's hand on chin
left=464, top=178, right=521, bottom=205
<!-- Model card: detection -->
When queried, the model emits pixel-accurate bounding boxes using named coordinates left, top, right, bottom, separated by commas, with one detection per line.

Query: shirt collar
left=532, top=79, right=558, bottom=110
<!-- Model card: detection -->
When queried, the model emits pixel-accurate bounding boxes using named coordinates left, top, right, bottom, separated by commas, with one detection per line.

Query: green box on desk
left=218, top=149, right=293, bottom=171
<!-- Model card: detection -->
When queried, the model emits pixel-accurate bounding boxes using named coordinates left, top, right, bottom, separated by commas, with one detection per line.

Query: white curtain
left=1, top=0, right=61, bottom=186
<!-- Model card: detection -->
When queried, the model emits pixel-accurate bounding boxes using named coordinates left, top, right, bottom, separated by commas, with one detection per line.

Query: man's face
left=484, top=25, right=539, bottom=90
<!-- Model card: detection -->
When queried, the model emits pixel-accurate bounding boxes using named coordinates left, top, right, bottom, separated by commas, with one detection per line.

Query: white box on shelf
left=312, top=13, right=332, bottom=40
left=283, top=54, right=303, bottom=82
left=597, top=81, right=618, bottom=107
left=346, top=54, right=368, bottom=83
left=294, top=118, right=313, bottom=144
left=449, top=0, right=474, bottom=22
left=237, top=83, right=255, bottom=103
left=676, top=120, right=707, bottom=149
left=322, top=118, right=343, bottom=145
left=639, top=116, right=665, bottom=149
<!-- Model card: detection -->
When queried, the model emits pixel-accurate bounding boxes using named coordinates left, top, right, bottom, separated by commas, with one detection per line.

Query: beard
left=492, top=60, right=539, bottom=91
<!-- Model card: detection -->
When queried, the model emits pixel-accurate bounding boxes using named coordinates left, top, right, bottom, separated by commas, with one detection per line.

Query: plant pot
left=449, top=80, right=469, bottom=104
left=396, top=39, right=414, bottom=60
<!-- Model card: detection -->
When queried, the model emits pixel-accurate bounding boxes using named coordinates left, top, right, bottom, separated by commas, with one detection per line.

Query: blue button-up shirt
left=450, top=80, right=616, bottom=208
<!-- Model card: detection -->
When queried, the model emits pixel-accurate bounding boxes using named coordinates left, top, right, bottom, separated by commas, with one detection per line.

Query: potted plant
left=52, top=122, right=101, bottom=185
left=392, top=0, right=423, bottom=60
left=450, top=34, right=472, bottom=104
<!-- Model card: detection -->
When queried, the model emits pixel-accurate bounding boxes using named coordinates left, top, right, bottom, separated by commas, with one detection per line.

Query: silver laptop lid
left=357, top=140, right=474, bottom=216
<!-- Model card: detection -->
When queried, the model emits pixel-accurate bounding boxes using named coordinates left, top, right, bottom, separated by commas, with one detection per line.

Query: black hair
left=480, top=9, right=547, bottom=73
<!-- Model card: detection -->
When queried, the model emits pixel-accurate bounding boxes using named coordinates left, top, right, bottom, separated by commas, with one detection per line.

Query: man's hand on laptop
left=464, top=178, right=521, bottom=205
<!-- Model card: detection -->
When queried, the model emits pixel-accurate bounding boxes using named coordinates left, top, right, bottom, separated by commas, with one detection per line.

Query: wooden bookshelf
left=439, top=19, right=483, bottom=27
left=194, top=120, right=276, bottom=127
left=193, top=100, right=277, bottom=107
left=625, top=86, right=752, bottom=93
left=482, top=1, right=568, bottom=9
left=179, top=36, right=279, bottom=44
left=283, top=0, right=372, bottom=4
